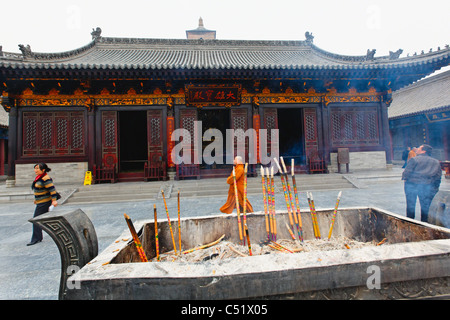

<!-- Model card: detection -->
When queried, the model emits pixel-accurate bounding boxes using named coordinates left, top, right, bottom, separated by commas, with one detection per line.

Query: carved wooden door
left=101, top=111, right=118, bottom=169
left=303, top=107, right=319, bottom=156
left=179, top=108, right=198, bottom=164
left=262, top=108, right=279, bottom=161
left=147, top=110, right=164, bottom=164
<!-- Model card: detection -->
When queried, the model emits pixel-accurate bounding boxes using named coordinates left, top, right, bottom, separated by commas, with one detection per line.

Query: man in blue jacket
left=402, top=144, right=442, bottom=222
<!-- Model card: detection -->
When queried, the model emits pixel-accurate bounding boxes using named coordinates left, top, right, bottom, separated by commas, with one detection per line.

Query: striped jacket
left=33, top=174, right=58, bottom=204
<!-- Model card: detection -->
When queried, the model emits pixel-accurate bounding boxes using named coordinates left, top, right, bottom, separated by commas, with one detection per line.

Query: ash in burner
left=151, top=235, right=379, bottom=263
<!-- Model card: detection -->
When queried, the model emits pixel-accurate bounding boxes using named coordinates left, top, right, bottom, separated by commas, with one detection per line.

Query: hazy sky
left=1, top=0, right=449, bottom=59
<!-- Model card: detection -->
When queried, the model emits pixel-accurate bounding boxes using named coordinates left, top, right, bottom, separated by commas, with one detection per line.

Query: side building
left=389, top=69, right=450, bottom=162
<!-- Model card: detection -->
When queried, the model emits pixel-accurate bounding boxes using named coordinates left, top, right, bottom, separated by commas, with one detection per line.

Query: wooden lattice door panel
left=230, top=108, right=249, bottom=162
left=101, top=111, right=118, bottom=168
left=303, top=107, right=319, bottom=156
left=147, top=110, right=163, bottom=163
left=22, top=111, right=86, bottom=157
left=179, top=109, right=198, bottom=163
left=262, top=108, right=279, bottom=159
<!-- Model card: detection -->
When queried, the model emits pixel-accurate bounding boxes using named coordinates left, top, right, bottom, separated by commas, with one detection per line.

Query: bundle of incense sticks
left=280, top=157, right=303, bottom=242
left=260, top=166, right=270, bottom=241
left=307, top=192, right=321, bottom=239
left=153, top=204, right=160, bottom=261
left=161, top=190, right=178, bottom=254
left=274, top=158, right=295, bottom=236
left=124, top=213, right=148, bottom=262
left=232, top=166, right=244, bottom=245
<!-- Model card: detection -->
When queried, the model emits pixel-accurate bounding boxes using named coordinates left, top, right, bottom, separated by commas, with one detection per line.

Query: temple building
left=1, top=21, right=449, bottom=185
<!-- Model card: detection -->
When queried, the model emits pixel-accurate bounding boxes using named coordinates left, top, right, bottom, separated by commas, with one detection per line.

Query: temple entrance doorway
left=278, top=108, right=305, bottom=166
left=118, top=110, right=148, bottom=177
left=198, top=108, right=231, bottom=177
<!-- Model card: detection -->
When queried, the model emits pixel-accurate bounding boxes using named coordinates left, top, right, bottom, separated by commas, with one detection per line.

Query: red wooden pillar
left=167, top=115, right=175, bottom=167
left=0, top=139, right=4, bottom=175
left=253, top=113, right=260, bottom=163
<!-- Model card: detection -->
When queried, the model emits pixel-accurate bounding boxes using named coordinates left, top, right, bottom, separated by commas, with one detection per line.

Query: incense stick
left=161, top=190, right=178, bottom=255
left=153, top=204, right=160, bottom=261
left=270, top=167, right=277, bottom=241
left=327, top=191, right=342, bottom=240
left=244, top=224, right=252, bottom=256
left=232, top=166, right=244, bottom=245
left=265, top=167, right=274, bottom=241
left=260, top=166, right=270, bottom=241
left=291, top=159, right=304, bottom=242
left=124, top=213, right=148, bottom=262
left=243, top=163, right=248, bottom=229
left=182, top=234, right=225, bottom=254
left=178, top=190, right=182, bottom=253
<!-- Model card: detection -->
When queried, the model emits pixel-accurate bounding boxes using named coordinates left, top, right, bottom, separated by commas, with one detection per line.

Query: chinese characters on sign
left=426, top=111, right=449, bottom=122
left=185, top=85, right=241, bottom=107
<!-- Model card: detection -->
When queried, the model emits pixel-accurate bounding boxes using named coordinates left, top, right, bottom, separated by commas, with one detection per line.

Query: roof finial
left=199, top=17, right=204, bottom=28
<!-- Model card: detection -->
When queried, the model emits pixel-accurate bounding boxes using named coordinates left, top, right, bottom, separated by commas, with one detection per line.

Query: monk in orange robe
left=220, top=156, right=254, bottom=214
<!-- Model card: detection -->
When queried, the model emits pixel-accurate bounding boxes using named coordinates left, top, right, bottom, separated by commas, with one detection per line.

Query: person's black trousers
left=30, top=201, right=51, bottom=242
left=404, top=181, right=437, bottom=222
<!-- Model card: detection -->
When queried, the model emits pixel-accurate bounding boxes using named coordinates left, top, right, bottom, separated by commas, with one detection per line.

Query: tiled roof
left=0, top=105, right=8, bottom=128
left=388, top=69, right=450, bottom=119
left=1, top=37, right=449, bottom=72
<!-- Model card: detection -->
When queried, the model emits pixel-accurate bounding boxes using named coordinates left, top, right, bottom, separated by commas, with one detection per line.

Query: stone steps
left=65, top=174, right=354, bottom=204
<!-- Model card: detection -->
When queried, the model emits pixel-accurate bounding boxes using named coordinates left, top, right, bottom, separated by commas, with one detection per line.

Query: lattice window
left=56, top=117, right=68, bottom=149
left=71, top=118, right=84, bottom=150
left=150, top=118, right=161, bottom=146
left=330, top=107, right=380, bottom=147
left=22, top=111, right=86, bottom=157
left=305, top=114, right=317, bottom=141
left=104, top=119, right=116, bottom=148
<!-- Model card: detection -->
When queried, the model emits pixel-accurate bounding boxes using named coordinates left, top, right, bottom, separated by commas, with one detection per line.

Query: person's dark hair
left=421, top=144, right=433, bottom=155
left=34, top=162, right=51, bottom=173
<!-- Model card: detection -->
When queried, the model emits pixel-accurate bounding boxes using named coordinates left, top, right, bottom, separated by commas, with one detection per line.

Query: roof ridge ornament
left=91, top=27, right=102, bottom=41
left=305, top=32, right=314, bottom=44
left=366, top=49, right=376, bottom=61
left=18, top=44, right=33, bottom=59
left=389, top=49, right=403, bottom=60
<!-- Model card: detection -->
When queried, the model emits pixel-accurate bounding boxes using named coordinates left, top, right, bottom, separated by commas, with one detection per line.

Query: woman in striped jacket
left=27, top=163, right=59, bottom=246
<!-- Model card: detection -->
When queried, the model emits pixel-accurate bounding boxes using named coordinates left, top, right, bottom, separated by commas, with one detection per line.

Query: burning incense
left=245, top=224, right=253, bottom=256
left=291, top=159, right=304, bottom=242
left=232, top=166, right=244, bottom=245
left=327, top=191, right=342, bottom=240
left=153, top=204, right=160, bottom=261
left=178, top=190, right=182, bottom=253
left=260, top=166, right=270, bottom=241
left=124, top=213, right=148, bottom=262
left=161, top=190, right=178, bottom=255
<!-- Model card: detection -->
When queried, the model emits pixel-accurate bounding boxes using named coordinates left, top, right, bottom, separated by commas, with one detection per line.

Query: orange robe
left=220, top=164, right=254, bottom=214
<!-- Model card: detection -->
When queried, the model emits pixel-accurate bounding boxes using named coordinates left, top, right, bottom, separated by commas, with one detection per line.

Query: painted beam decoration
left=185, top=84, right=241, bottom=107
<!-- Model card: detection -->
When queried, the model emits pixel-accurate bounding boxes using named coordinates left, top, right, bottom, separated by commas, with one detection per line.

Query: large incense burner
left=32, top=207, right=450, bottom=300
